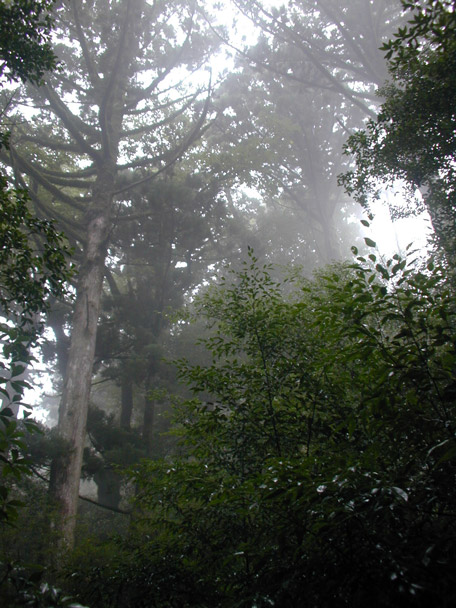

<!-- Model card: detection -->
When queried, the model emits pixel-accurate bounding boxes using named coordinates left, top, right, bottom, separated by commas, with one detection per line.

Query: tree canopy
left=0, top=0, right=56, bottom=84
left=2, top=0, right=224, bottom=549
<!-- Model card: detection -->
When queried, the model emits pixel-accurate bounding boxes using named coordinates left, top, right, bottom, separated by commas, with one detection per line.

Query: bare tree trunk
left=47, top=0, right=146, bottom=550
left=49, top=171, right=113, bottom=550
left=143, top=377, right=155, bottom=459
left=94, top=466, right=122, bottom=510
left=47, top=300, right=71, bottom=380
left=120, top=377, right=134, bottom=430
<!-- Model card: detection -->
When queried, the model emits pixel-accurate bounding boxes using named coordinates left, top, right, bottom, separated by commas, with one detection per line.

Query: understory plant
left=67, top=241, right=456, bottom=607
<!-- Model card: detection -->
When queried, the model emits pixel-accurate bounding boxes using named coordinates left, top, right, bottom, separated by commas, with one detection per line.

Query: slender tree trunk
left=315, top=204, right=339, bottom=263
left=47, top=301, right=70, bottom=380
left=120, top=377, right=134, bottom=430
left=143, top=375, right=155, bottom=458
left=49, top=168, right=114, bottom=550
left=94, top=467, right=122, bottom=510
left=48, top=0, right=146, bottom=550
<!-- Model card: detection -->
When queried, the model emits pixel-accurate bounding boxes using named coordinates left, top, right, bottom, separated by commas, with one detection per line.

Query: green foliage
left=0, top=186, right=73, bottom=524
left=0, top=186, right=73, bottom=322
left=0, top=0, right=57, bottom=84
left=0, top=410, right=41, bottom=523
left=68, top=247, right=456, bottom=607
left=0, top=560, right=87, bottom=608
left=339, top=0, right=456, bottom=262
left=381, top=1, right=456, bottom=67
left=0, top=0, right=71, bottom=530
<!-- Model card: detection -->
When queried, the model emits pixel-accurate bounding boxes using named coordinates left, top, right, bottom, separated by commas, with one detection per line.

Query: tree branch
left=72, top=0, right=102, bottom=90
left=30, top=466, right=131, bottom=515
left=40, top=83, right=102, bottom=161
left=3, top=147, right=87, bottom=212
left=114, top=75, right=214, bottom=196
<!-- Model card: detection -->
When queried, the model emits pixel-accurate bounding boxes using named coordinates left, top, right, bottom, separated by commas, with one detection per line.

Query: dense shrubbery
left=66, top=242, right=456, bottom=607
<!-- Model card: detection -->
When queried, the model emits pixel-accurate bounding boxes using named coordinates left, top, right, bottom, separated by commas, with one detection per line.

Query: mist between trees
left=1, top=0, right=456, bottom=606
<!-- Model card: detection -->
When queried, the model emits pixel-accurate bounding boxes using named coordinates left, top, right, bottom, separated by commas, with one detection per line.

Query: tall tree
left=205, top=0, right=403, bottom=265
left=83, top=169, right=228, bottom=508
left=3, top=0, right=221, bottom=548
left=102, top=171, right=226, bottom=437
left=212, top=66, right=360, bottom=263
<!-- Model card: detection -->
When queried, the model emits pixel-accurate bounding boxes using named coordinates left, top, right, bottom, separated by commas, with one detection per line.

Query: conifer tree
left=2, top=0, right=221, bottom=548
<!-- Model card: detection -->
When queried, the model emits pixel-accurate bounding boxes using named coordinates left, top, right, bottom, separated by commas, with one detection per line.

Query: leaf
left=364, top=237, right=377, bottom=248
left=375, top=264, right=389, bottom=280
left=392, top=487, right=408, bottom=501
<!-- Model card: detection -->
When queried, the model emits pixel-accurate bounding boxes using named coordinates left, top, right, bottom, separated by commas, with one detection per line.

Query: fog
left=3, top=1, right=452, bottom=605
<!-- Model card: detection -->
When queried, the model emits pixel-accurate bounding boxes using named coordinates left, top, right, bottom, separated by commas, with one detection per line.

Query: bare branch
left=72, top=0, right=102, bottom=89
left=114, top=77, right=214, bottom=197
left=2, top=147, right=87, bottom=212
left=40, top=83, right=102, bottom=161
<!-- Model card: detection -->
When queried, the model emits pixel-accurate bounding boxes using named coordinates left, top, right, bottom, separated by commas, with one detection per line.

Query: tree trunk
left=143, top=376, right=155, bottom=458
left=94, top=467, right=122, bottom=510
left=49, top=170, right=113, bottom=550
left=47, top=0, right=146, bottom=550
left=47, top=301, right=70, bottom=380
left=314, top=202, right=340, bottom=263
left=40, top=0, right=211, bottom=551
left=120, top=377, right=134, bottom=430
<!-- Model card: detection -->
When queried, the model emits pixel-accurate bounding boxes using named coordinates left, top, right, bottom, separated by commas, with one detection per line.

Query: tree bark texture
left=49, top=173, right=113, bottom=547
left=94, top=466, right=122, bottom=510
left=143, top=394, right=156, bottom=459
